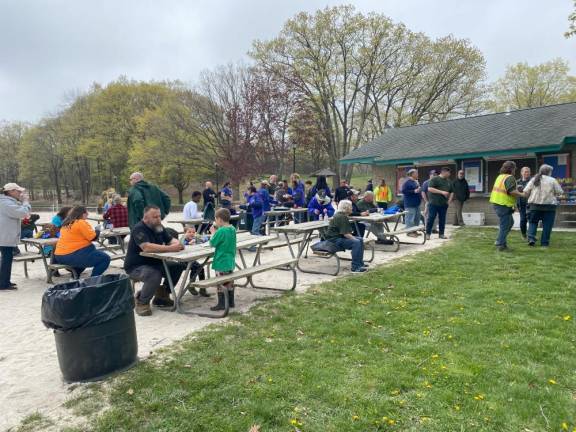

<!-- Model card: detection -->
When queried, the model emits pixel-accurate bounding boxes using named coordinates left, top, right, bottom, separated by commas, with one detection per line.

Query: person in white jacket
left=0, top=183, right=31, bottom=290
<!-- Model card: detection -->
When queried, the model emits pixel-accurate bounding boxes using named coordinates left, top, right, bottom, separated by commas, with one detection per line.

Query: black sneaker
left=528, top=241, right=535, bottom=247
left=152, top=296, right=174, bottom=308
left=351, top=267, right=367, bottom=273
left=0, top=285, right=17, bottom=291
left=497, top=245, right=511, bottom=252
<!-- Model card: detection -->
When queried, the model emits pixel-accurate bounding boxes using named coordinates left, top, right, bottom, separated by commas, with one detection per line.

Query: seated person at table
left=348, top=190, right=367, bottom=236
left=324, top=200, right=366, bottom=273
left=124, top=206, right=186, bottom=317
left=53, top=206, right=111, bottom=278
left=307, top=189, right=335, bottom=220
left=179, top=227, right=209, bottom=297
left=208, top=208, right=237, bottom=311
left=52, top=206, right=72, bottom=228
left=103, top=194, right=128, bottom=244
left=184, top=191, right=209, bottom=233
left=356, top=191, right=388, bottom=241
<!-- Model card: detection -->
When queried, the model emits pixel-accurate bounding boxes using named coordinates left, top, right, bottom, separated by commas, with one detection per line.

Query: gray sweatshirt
left=0, top=195, right=31, bottom=246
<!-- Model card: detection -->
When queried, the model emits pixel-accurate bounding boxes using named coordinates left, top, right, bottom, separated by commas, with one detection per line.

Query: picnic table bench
left=141, top=234, right=297, bottom=318
left=272, top=219, right=375, bottom=275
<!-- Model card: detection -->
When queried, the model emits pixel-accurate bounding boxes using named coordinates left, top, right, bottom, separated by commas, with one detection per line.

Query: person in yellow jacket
left=374, top=179, right=393, bottom=209
left=489, top=161, right=525, bottom=251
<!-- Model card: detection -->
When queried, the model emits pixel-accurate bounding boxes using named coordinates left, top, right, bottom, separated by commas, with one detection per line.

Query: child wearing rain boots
left=209, top=208, right=237, bottom=311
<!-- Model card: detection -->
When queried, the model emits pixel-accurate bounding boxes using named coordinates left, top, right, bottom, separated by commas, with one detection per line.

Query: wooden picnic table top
left=350, top=211, right=406, bottom=223
left=272, top=219, right=329, bottom=234
left=141, top=234, right=276, bottom=263
left=99, top=227, right=131, bottom=237
left=266, top=207, right=308, bottom=216
left=87, top=215, right=104, bottom=222
left=167, top=218, right=204, bottom=226
left=22, top=237, right=58, bottom=247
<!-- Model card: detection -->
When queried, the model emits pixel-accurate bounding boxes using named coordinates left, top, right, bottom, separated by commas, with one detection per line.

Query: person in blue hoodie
left=307, top=189, right=335, bottom=221
left=401, top=169, right=422, bottom=237
left=291, top=173, right=306, bottom=223
left=246, top=186, right=264, bottom=236
left=307, top=175, right=332, bottom=204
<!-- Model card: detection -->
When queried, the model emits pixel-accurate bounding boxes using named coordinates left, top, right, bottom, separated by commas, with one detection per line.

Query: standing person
left=489, top=161, right=524, bottom=252
left=220, top=182, right=233, bottom=210
left=127, top=172, right=171, bottom=229
left=0, top=183, right=31, bottom=290
left=452, top=170, right=470, bottom=226
left=291, top=173, right=306, bottom=223
left=202, top=181, right=217, bottom=208
left=246, top=186, right=264, bottom=236
left=401, top=169, right=422, bottom=236
left=183, top=191, right=203, bottom=220
left=259, top=180, right=272, bottom=213
left=516, top=167, right=532, bottom=240
left=421, top=170, right=439, bottom=234
left=334, top=179, right=351, bottom=204
left=365, top=179, right=374, bottom=192
left=54, top=206, right=111, bottom=278
left=268, top=175, right=279, bottom=195
left=374, top=179, right=393, bottom=210
left=208, top=208, right=237, bottom=311
left=124, top=206, right=186, bottom=316
left=523, top=164, right=563, bottom=247
left=304, top=180, right=313, bottom=204
left=426, top=167, right=454, bottom=240
left=324, top=200, right=366, bottom=273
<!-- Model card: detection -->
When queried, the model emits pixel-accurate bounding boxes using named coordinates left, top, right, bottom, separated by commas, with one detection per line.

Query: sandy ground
left=1, top=212, right=456, bottom=431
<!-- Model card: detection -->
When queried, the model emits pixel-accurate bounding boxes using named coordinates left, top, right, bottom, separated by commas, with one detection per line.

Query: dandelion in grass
left=474, top=394, right=485, bottom=400
left=548, top=379, right=557, bottom=385
left=352, top=415, right=359, bottom=421
left=563, top=315, right=571, bottom=321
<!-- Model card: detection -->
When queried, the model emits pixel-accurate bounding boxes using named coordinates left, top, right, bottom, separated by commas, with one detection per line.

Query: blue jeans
left=329, top=236, right=364, bottom=270
left=528, top=209, right=556, bottom=246
left=405, top=206, right=421, bottom=229
left=251, top=215, right=264, bottom=236
left=426, top=205, right=448, bottom=235
left=0, top=246, right=14, bottom=288
left=493, top=204, right=514, bottom=247
left=54, top=244, right=111, bottom=278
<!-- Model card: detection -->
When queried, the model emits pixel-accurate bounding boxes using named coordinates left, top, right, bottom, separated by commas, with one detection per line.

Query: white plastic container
left=462, top=212, right=485, bottom=226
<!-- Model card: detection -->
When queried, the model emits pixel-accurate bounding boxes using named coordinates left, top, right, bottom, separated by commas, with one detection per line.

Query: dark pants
left=0, top=246, right=14, bottom=288
left=517, top=202, right=528, bottom=237
left=528, top=209, right=556, bottom=246
left=493, top=204, right=514, bottom=247
left=54, top=244, right=111, bottom=278
left=128, top=262, right=186, bottom=304
left=426, top=204, right=448, bottom=236
left=329, top=236, right=364, bottom=270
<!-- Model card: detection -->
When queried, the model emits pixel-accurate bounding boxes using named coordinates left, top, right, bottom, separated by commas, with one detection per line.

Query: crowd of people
left=0, top=162, right=566, bottom=302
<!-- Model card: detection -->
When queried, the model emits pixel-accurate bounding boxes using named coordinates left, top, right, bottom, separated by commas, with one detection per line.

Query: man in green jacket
left=127, top=172, right=171, bottom=229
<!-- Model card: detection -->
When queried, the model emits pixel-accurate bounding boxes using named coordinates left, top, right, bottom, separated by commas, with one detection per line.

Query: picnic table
left=168, top=214, right=242, bottom=233
left=140, top=234, right=296, bottom=317
left=86, top=215, right=104, bottom=223
left=271, top=219, right=371, bottom=275
left=99, top=226, right=130, bottom=254
left=264, top=207, right=309, bottom=235
left=350, top=211, right=425, bottom=251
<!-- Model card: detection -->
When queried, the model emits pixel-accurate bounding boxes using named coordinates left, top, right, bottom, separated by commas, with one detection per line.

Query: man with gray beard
left=124, top=206, right=185, bottom=316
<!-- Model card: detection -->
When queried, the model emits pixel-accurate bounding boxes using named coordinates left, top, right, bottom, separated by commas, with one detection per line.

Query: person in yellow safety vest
left=489, top=160, right=525, bottom=252
left=374, top=179, right=393, bottom=210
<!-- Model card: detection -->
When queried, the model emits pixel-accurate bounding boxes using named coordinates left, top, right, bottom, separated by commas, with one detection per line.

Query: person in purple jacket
left=401, top=169, right=422, bottom=237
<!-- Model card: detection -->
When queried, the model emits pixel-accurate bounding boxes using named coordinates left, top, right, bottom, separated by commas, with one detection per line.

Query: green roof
left=341, top=103, right=576, bottom=165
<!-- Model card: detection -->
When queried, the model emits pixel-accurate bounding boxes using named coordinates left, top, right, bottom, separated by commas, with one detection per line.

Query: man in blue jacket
left=401, top=169, right=422, bottom=237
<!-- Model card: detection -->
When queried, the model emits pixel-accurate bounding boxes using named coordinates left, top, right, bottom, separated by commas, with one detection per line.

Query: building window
left=461, top=160, right=483, bottom=192
left=486, top=157, right=537, bottom=191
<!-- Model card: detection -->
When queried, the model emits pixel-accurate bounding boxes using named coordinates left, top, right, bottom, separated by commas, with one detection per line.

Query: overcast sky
left=1, top=0, right=574, bottom=122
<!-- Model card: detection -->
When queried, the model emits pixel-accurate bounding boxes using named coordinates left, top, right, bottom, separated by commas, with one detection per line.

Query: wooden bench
left=13, top=252, right=44, bottom=278
left=47, top=264, right=79, bottom=283
left=189, top=258, right=298, bottom=318
left=308, top=238, right=375, bottom=276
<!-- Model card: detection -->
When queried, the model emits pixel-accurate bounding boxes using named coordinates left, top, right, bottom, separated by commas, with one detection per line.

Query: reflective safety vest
left=374, top=185, right=392, bottom=203
left=489, top=174, right=516, bottom=207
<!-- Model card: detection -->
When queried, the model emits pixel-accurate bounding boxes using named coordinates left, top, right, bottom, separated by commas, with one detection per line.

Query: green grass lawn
left=68, top=229, right=574, bottom=432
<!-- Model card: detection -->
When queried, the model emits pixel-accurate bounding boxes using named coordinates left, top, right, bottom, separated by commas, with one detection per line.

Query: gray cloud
left=0, top=0, right=574, bottom=122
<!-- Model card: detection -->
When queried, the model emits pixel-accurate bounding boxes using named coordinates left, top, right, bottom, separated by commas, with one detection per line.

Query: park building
left=340, top=102, right=576, bottom=226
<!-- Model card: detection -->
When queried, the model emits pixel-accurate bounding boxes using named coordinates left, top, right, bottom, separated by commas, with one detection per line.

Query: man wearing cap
left=0, top=183, right=31, bottom=290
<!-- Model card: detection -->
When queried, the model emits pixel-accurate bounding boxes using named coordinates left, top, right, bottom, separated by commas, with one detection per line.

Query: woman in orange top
left=54, top=206, right=110, bottom=277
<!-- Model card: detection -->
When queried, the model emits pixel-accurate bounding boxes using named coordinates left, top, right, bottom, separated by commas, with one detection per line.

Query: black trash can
left=41, top=274, right=138, bottom=382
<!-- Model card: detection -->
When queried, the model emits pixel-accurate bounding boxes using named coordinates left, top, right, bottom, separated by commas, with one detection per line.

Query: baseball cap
left=2, top=183, right=25, bottom=192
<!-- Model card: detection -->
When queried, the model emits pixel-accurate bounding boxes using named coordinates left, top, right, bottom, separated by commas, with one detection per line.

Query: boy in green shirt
left=209, top=208, right=237, bottom=311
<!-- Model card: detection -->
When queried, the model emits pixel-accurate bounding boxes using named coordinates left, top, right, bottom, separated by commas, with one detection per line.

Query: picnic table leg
left=161, top=260, right=178, bottom=312
left=284, top=232, right=297, bottom=258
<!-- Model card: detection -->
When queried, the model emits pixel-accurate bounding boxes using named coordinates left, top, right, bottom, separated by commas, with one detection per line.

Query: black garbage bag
left=41, top=274, right=134, bottom=331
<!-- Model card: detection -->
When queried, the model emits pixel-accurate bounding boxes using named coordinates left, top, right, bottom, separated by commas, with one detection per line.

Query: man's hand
left=209, top=225, right=217, bottom=234
left=168, top=242, right=184, bottom=252
left=361, top=211, right=369, bottom=216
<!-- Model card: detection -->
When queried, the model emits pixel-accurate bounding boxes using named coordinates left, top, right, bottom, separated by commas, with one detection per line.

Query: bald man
left=127, top=172, right=171, bottom=228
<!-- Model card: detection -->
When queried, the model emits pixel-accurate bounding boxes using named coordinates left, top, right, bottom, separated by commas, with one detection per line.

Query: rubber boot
left=210, top=292, right=226, bottom=311
left=228, top=288, right=235, bottom=308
